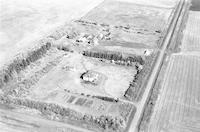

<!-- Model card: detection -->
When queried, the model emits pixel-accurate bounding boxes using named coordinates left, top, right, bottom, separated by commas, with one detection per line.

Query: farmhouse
left=81, top=70, right=100, bottom=85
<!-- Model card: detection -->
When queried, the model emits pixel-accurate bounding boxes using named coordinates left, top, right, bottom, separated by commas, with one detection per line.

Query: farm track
left=127, top=0, right=188, bottom=131
left=147, top=54, right=200, bottom=132
left=167, top=0, right=190, bottom=52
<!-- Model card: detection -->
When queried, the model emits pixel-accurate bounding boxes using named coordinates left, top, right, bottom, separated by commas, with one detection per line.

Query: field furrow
left=147, top=54, right=200, bottom=132
left=181, top=11, right=200, bottom=52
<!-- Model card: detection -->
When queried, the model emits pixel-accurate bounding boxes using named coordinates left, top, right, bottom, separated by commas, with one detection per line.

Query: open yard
left=20, top=52, right=137, bottom=99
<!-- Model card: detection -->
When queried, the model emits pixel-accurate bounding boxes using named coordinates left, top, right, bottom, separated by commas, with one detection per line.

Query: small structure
left=144, top=49, right=151, bottom=56
left=135, top=62, right=143, bottom=72
left=81, top=70, right=100, bottom=85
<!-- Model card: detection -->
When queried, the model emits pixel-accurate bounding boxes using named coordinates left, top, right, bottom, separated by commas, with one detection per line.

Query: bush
left=124, top=52, right=157, bottom=101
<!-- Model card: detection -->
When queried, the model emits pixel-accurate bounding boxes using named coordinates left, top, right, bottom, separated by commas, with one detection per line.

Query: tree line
left=124, top=53, right=157, bottom=101
left=0, top=42, right=52, bottom=88
left=0, top=95, right=124, bottom=131
left=82, top=51, right=145, bottom=65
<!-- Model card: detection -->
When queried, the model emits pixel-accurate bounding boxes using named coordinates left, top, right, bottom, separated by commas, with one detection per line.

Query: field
left=0, top=103, right=84, bottom=132
left=146, top=54, right=200, bottom=132
left=190, top=0, right=200, bottom=11
left=82, top=0, right=172, bottom=30
left=181, top=11, right=200, bottom=51
left=0, top=0, right=104, bottom=67
left=114, top=0, right=178, bottom=8
left=81, top=0, right=173, bottom=49
left=0, top=0, right=179, bottom=132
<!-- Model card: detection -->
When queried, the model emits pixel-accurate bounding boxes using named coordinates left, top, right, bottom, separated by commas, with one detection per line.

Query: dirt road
left=126, top=0, right=188, bottom=131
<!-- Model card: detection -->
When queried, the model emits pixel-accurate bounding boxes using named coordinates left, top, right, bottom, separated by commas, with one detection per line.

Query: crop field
left=115, top=0, right=178, bottom=8
left=146, top=54, right=200, bottom=132
left=81, top=0, right=173, bottom=48
left=83, top=0, right=172, bottom=31
left=181, top=11, right=200, bottom=52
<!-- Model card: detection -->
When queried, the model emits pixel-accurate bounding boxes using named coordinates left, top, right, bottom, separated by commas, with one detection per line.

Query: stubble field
left=147, top=54, right=200, bottom=132
left=181, top=11, right=200, bottom=52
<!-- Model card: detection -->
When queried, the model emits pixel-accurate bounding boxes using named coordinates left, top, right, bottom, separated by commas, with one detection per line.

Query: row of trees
left=124, top=53, right=157, bottom=101
left=6, top=55, right=61, bottom=98
left=75, top=20, right=98, bottom=26
left=0, top=95, right=124, bottom=131
left=0, top=42, right=52, bottom=88
left=82, top=51, right=144, bottom=65
left=93, top=95, right=118, bottom=103
left=83, top=114, right=124, bottom=131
